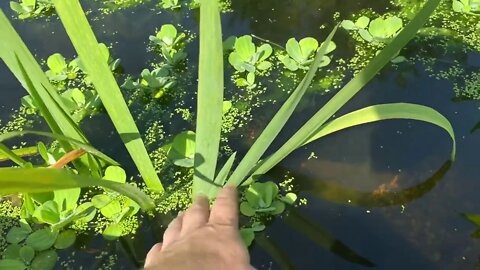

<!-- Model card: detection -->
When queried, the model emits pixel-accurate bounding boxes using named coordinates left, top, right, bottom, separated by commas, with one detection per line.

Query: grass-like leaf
left=0, top=11, right=94, bottom=173
left=0, top=146, right=37, bottom=163
left=303, top=103, right=456, bottom=159
left=0, top=168, right=155, bottom=210
left=226, top=25, right=339, bottom=187
left=247, top=0, right=443, bottom=180
left=0, top=130, right=119, bottom=165
left=213, top=152, right=237, bottom=187
left=0, top=143, right=30, bottom=167
left=52, top=0, right=163, bottom=192
left=193, top=0, right=224, bottom=197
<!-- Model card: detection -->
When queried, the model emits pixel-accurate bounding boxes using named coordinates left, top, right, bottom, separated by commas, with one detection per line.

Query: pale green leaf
left=247, top=0, right=444, bottom=182
left=0, top=11, right=94, bottom=173
left=341, top=20, right=356, bottom=30
left=285, top=38, right=303, bottom=63
left=103, top=166, right=126, bottom=184
left=0, top=168, right=155, bottom=210
left=102, top=223, right=123, bottom=240
left=46, top=53, right=66, bottom=73
left=192, top=0, right=224, bottom=197
left=226, top=26, right=339, bottom=187
left=54, top=188, right=80, bottom=212
left=302, top=103, right=456, bottom=160
left=234, top=35, right=255, bottom=61
left=0, top=130, right=119, bottom=166
left=33, top=200, right=60, bottom=224
left=53, top=0, right=163, bottom=192
left=355, top=16, right=370, bottom=28
left=298, top=37, right=319, bottom=59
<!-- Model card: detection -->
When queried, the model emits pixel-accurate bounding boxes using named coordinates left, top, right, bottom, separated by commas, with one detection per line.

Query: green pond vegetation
left=0, top=0, right=478, bottom=268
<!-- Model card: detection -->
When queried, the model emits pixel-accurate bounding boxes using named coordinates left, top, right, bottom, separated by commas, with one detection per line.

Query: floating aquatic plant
left=279, top=37, right=336, bottom=71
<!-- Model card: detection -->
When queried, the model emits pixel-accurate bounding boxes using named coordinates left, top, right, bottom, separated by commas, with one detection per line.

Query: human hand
left=144, top=186, right=251, bottom=270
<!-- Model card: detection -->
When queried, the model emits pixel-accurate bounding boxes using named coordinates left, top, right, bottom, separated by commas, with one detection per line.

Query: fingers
left=180, top=195, right=210, bottom=236
left=209, top=186, right=239, bottom=228
left=162, top=211, right=184, bottom=249
left=144, top=242, right=162, bottom=267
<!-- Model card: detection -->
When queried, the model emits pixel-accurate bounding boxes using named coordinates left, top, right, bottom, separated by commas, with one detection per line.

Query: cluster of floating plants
left=0, top=0, right=479, bottom=268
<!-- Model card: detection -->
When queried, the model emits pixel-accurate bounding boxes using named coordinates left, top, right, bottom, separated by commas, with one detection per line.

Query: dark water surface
left=1, top=0, right=480, bottom=269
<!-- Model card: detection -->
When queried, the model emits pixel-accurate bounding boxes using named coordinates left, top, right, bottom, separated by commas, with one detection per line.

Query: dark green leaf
left=54, top=230, right=76, bottom=249
left=31, top=250, right=57, bottom=270
left=25, top=228, right=58, bottom=251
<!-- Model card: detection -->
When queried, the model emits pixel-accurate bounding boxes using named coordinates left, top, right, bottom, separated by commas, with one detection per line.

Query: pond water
left=1, top=0, right=480, bottom=269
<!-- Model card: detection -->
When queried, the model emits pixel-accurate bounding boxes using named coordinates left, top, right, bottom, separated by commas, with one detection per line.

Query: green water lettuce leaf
left=26, top=228, right=58, bottom=251
left=102, top=223, right=123, bottom=240
left=0, top=259, right=25, bottom=270
left=19, top=246, right=35, bottom=264
left=6, top=224, right=32, bottom=244
left=33, top=200, right=60, bottom=224
left=167, top=131, right=196, bottom=167
left=31, top=250, right=57, bottom=270
left=54, top=230, right=76, bottom=249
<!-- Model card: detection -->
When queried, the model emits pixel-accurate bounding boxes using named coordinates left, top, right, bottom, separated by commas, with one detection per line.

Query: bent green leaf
left=247, top=0, right=443, bottom=181
left=0, top=168, right=155, bottom=211
left=303, top=103, right=456, bottom=160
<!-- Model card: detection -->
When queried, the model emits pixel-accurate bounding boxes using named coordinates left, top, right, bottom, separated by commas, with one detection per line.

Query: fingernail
left=177, top=211, right=184, bottom=217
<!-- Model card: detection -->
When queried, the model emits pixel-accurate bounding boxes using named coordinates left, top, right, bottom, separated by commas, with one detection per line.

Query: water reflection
left=290, top=161, right=451, bottom=207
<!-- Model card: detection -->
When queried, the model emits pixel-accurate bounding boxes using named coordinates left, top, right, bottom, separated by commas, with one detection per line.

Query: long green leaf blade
left=226, top=25, right=339, bottom=187
left=213, top=152, right=237, bottom=187
left=0, top=168, right=155, bottom=210
left=193, top=0, right=224, bottom=196
left=52, top=0, right=163, bottom=192
left=0, top=11, right=93, bottom=172
left=247, top=0, right=442, bottom=180
left=0, top=143, right=29, bottom=167
left=303, top=103, right=456, bottom=159
left=0, top=146, right=37, bottom=162
left=0, top=130, right=119, bottom=165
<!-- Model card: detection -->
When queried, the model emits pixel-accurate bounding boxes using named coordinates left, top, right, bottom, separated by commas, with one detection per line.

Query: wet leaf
left=31, top=250, right=57, bottom=270
left=102, top=224, right=123, bottom=240
left=240, top=202, right=256, bottom=217
left=46, top=53, right=66, bottom=74
left=53, top=188, right=80, bottom=212
left=100, top=200, right=122, bottom=218
left=33, top=200, right=60, bottom=224
left=0, top=259, right=25, bottom=270
left=103, top=166, right=126, bottom=184
left=92, top=194, right=112, bottom=209
left=355, top=16, right=370, bottom=28
left=3, top=244, right=21, bottom=259
left=6, top=225, right=31, bottom=244
left=25, top=228, right=58, bottom=251
left=54, top=230, right=76, bottom=249
left=19, top=245, right=35, bottom=264
left=167, top=131, right=196, bottom=168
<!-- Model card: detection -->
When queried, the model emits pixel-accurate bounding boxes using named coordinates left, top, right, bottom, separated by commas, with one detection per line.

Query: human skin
left=144, top=186, right=252, bottom=270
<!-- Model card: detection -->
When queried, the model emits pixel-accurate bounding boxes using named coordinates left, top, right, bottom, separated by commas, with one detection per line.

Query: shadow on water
left=252, top=160, right=451, bottom=269
left=291, top=161, right=452, bottom=207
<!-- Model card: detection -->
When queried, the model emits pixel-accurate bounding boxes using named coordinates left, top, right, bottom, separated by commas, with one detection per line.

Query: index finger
left=209, top=186, right=239, bottom=228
